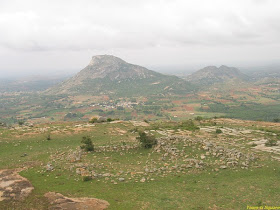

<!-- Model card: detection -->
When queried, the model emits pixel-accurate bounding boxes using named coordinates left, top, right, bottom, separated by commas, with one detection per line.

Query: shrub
left=107, top=118, right=113, bottom=122
left=117, top=106, right=124, bottom=110
left=216, top=129, right=222, bottom=134
left=179, top=120, right=200, bottom=131
left=265, top=139, right=277, bottom=147
left=81, top=136, right=94, bottom=151
left=137, top=131, right=157, bottom=148
left=46, top=133, right=51, bottom=140
left=89, top=117, right=98, bottom=123
left=195, top=116, right=203, bottom=121
left=18, top=120, right=24, bottom=126
left=273, top=118, right=280, bottom=123
left=82, top=176, right=92, bottom=182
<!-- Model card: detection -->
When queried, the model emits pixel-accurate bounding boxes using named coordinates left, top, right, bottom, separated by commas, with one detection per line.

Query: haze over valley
left=0, top=1, right=280, bottom=209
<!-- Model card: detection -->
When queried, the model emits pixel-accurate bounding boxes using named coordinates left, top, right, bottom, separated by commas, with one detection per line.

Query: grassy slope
left=0, top=122, right=279, bottom=209
left=68, top=75, right=194, bottom=97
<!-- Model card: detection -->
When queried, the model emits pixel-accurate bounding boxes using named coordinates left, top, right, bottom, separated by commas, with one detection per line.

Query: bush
left=107, top=118, right=113, bottom=122
left=137, top=131, right=157, bottom=148
left=46, top=133, right=51, bottom=140
left=117, top=106, right=124, bottom=110
left=179, top=120, right=200, bottom=131
left=273, top=118, right=280, bottom=123
left=89, top=117, right=98, bottom=123
left=82, top=176, right=92, bottom=182
left=265, top=139, right=277, bottom=147
left=18, top=120, right=24, bottom=126
left=216, top=129, right=223, bottom=134
left=81, top=136, right=94, bottom=151
left=195, top=116, right=203, bottom=121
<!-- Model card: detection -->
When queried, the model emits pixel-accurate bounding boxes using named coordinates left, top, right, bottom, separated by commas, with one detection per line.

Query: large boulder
left=44, top=192, right=109, bottom=210
left=0, top=169, right=34, bottom=201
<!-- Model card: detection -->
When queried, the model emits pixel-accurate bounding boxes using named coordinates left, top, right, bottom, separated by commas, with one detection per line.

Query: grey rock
left=46, top=163, right=54, bottom=171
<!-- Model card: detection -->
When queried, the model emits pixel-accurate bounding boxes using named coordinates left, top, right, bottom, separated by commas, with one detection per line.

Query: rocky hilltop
left=186, top=65, right=249, bottom=85
left=46, top=55, right=193, bottom=96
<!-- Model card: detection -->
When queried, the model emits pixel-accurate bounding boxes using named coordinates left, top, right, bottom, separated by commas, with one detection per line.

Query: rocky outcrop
left=44, top=192, right=109, bottom=210
left=0, top=169, right=34, bottom=201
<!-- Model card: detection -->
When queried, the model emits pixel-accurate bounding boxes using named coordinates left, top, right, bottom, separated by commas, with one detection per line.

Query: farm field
left=1, top=79, right=280, bottom=126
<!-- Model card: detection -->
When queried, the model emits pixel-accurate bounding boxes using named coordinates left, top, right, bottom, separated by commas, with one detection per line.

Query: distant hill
left=186, top=65, right=249, bottom=85
left=0, top=76, right=67, bottom=93
left=247, top=69, right=280, bottom=85
left=46, top=55, right=193, bottom=97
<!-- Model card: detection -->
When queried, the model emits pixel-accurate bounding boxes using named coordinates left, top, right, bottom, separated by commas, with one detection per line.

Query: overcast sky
left=0, top=0, right=280, bottom=77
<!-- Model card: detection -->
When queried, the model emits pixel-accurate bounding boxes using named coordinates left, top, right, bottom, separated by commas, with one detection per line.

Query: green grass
left=0, top=121, right=280, bottom=209
left=1, top=161, right=279, bottom=209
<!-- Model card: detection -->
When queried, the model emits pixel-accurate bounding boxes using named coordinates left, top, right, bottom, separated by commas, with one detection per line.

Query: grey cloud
left=0, top=0, right=279, bottom=73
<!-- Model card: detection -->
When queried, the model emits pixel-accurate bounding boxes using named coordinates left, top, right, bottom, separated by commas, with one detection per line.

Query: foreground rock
left=44, top=192, right=109, bottom=210
left=0, top=169, right=34, bottom=201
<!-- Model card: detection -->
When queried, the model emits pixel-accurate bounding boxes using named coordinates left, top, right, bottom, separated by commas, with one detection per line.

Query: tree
left=137, top=131, right=157, bottom=148
left=81, top=136, right=94, bottom=151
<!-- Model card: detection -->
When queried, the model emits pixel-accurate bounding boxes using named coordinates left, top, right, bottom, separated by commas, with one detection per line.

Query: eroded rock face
left=44, top=192, right=109, bottom=210
left=0, top=169, right=34, bottom=201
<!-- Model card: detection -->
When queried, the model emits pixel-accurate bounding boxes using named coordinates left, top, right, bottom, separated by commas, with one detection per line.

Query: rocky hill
left=186, top=65, right=249, bottom=85
left=46, top=55, right=193, bottom=96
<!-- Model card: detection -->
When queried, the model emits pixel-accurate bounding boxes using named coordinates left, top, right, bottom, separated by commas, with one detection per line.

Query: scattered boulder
left=118, top=178, right=125, bottom=182
left=46, top=163, right=54, bottom=171
left=140, top=177, right=146, bottom=183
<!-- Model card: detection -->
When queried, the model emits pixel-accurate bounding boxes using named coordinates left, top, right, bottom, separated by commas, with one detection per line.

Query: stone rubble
left=47, top=135, right=259, bottom=183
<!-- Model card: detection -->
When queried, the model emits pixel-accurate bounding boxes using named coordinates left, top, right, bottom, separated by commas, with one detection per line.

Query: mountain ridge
left=46, top=55, right=193, bottom=96
left=186, top=65, right=249, bottom=85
